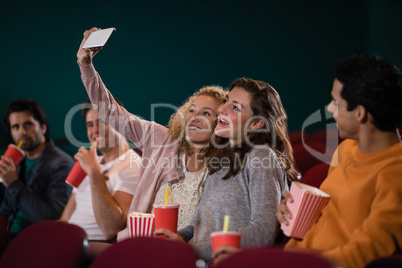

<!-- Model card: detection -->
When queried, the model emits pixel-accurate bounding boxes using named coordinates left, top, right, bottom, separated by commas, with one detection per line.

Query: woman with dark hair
left=156, top=78, right=296, bottom=263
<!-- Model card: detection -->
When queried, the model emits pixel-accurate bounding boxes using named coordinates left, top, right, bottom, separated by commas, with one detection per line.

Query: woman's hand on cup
left=212, top=245, right=241, bottom=265
left=77, top=27, right=102, bottom=66
left=276, top=191, right=293, bottom=226
left=153, top=228, right=185, bottom=243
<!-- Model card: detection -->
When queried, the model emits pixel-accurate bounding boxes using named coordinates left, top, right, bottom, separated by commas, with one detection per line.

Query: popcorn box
left=127, top=212, right=155, bottom=237
left=281, top=181, right=330, bottom=239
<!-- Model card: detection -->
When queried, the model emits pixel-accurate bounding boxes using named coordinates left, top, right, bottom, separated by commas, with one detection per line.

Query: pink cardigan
left=79, top=63, right=184, bottom=240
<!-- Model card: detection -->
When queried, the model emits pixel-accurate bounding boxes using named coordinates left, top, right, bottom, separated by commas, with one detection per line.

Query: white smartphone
left=82, top=27, right=116, bottom=49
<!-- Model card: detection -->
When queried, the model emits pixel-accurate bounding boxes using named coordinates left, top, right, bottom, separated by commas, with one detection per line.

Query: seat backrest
left=292, top=140, right=326, bottom=176
left=0, top=215, right=8, bottom=255
left=300, top=162, right=330, bottom=188
left=0, top=220, right=87, bottom=268
left=312, top=128, right=339, bottom=142
left=312, top=128, right=342, bottom=155
left=90, top=237, right=197, bottom=268
left=288, top=131, right=310, bottom=146
left=365, top=253, right=402, bottom=268
left=214, top=247, right=333, bottom=268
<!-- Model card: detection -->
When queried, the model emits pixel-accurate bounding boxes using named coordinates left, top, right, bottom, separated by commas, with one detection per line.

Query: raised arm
left=76, top=27, right=100, bottom=67
left=59, top=193, right=77, bottom=222
left=75, top=146, right=140, bottom=239
left=76, top=28, right=171, bottom=152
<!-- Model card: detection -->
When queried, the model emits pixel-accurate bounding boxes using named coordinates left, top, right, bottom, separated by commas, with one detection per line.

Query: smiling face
left=327, top=79, right=359, bottom=139
left=85, top=109, right=121, bottom=151
left=9, top=111, right=46, bottom=152
left=214, top=87, right=258, bottom=146
left=185, top=95, right=221, bottom=147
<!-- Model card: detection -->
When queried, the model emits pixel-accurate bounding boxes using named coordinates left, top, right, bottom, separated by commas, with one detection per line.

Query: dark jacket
left=0, top=140, right=74, bottom=227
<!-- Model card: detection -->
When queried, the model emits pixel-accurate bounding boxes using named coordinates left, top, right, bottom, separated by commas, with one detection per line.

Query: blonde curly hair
left=168, top=86, right=226, bottom=155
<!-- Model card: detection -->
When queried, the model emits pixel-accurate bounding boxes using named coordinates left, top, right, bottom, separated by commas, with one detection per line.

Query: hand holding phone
left=82, top=27, right=116, bottom=49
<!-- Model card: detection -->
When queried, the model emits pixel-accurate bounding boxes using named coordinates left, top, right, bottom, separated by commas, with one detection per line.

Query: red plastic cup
left=2, top=144, right=25, bottom=166
left=65, top=161, right=87, bottom=188
left=153, top=202, right=180, bottom=238
left=210, top=231, right=242, bottom=253
left=127, top=212, right=155, bottom=237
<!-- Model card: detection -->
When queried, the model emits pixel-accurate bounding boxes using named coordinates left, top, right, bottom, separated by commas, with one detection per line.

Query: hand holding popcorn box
left=127, top=212, right=155, bottom=237
left=281, top=181, right=330, bottom=239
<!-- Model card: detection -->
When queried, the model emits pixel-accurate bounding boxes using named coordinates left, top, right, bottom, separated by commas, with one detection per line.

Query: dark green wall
left=1, top=0, right=401, bottom=155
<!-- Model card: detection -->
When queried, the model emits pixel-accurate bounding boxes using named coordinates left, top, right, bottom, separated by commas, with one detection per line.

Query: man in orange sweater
left=214, top=55, right=402, bottom=268
left=281, top=55, right=402, bottom=267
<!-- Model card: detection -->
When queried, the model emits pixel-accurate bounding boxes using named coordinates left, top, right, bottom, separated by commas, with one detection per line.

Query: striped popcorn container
left=281, top=181, right=330, bottom=239
left=127, top=212, right=155, bottom=237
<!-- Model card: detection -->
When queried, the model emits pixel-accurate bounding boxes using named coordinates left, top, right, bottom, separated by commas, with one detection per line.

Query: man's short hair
left=4, top=98, right=50, bottom=141
left=82, top=98, right=124, bottom=121
left=335, top=55, right=402, bottom=131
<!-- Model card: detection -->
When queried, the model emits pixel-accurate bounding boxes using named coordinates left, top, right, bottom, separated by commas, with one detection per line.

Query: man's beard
left=21, top=139, right=42, bottom=152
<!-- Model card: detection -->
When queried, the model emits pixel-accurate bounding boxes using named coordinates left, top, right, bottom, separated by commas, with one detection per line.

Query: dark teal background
left=1, top=0, right=401, bottom=155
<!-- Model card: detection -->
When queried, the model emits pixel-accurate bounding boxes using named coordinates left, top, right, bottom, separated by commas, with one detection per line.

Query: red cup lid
left=210, top=231, right=241, bottom=237
left=153, top=202, right=180, bottom=209
left=8, top=144, right=25, bottom=156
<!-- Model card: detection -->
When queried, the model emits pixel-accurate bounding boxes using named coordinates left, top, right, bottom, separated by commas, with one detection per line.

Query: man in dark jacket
left=0, top=99, right=74, bottom=243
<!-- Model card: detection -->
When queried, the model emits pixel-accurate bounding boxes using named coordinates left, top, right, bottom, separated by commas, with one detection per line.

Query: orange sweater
left=285, top=139, right=402, bottom=268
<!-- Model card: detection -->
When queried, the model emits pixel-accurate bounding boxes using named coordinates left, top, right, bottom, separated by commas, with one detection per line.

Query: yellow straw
left=17, top=140, right=23, bottom=148
left=223, top=215, right=230, bottom=232
left=92, top=141, right=97, bottom=147
left=165, top=188, right=169, bottom=204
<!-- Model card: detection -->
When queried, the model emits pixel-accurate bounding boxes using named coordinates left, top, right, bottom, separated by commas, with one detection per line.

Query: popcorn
left=281, top=182, right=330, bottom=239
left=127, top=212, right=155, bottom=237
left=128, top=212, right=155, bottom=218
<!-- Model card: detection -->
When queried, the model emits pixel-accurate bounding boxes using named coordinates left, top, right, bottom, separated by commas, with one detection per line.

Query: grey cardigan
left=178, top=145, right=288, bottom=262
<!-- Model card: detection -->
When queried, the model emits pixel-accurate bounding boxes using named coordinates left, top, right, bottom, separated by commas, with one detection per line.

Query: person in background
left=76, top=27, right=226, bottom=241
left=156, top=77, right=297, bottom=263
left=59, top=99, right=141, bottom=242
left=215, top=55, right=402, bottom=268
left=0, top=99, right=74, bottom=243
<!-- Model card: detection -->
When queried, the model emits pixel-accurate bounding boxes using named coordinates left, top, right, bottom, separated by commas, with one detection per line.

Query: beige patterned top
left=151, top=154, right=207, bottom=229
